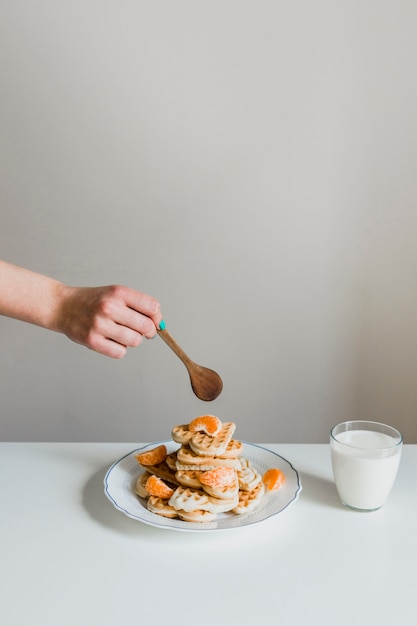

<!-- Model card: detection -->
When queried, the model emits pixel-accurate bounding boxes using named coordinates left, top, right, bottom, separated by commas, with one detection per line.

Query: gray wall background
left=1, top=1, right=417, bottom=444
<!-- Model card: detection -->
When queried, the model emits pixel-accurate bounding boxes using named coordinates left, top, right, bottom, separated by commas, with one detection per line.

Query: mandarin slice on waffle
left=199, top=467, right=239, bottom=500
left=200, top=482, right=239, bottom=500
left=145, top=475, right=175, bottom=499
left=189, top=415, right=222, bottom=437
left=135, top=444, right=167, bottom=466
left=189, top=422, right=236, bottom=457
left=200, top=466, right=236, bottom=489
left=263, top=467, right=286, bottom=491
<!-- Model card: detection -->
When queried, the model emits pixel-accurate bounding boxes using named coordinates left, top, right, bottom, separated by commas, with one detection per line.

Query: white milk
left=330, top=430, right=402, bottom=510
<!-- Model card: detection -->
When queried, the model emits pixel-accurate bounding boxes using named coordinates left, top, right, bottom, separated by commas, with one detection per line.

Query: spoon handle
left=157, top=328, right=193, bottom=368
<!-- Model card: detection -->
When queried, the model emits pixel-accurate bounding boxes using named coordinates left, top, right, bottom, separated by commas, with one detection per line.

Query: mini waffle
left=134, top=472, right=151, bottom=498
left=165, top=451, right=179, bottom=471
left=232, top=482, right=265, bottom=515
left=189, top=422, right=236, bottom=457
left=169, top=485, right=239, bottom=514
left=175, top=469, right=203, bottom=488
left=171, top=424, right=194, bottom=445
left=147, top=496, right=178, bottom=519
left=201, top=482, right=239, bottom=500
left=238, top=458, right=263, bottom=491
left=217, top=439, right=244, bottom=459
left=176, top=446, right=212, bottom=466
left=199, top=467, right=239, bottom=500
left=177, top=509, right=217, bottom=523
left=176, top=446, right=242, bottom=471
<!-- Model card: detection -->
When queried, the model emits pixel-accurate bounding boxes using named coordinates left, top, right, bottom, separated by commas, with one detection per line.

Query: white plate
left=104, top=441, right=302, bottom=532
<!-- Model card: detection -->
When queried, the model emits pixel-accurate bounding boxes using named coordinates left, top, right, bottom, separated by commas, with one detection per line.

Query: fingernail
left=159, top=319, right=166, bottom=330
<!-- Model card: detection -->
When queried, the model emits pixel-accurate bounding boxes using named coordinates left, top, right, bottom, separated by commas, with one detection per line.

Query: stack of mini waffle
left=134, top=415, right=278, bottom=523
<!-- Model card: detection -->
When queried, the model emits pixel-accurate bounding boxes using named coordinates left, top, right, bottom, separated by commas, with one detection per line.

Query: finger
left=105, top=321, right=146, bottom=348
left=87, top=334, right=128, bottom=359
left=110, top=304, right=158, bottom=339
left=120, top=287, right=163, bottom=329
left=85, top=319, right=144, bottom=357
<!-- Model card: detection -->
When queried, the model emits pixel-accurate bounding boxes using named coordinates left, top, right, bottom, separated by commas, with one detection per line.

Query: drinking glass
left=330, top=420, right=403, bottom=511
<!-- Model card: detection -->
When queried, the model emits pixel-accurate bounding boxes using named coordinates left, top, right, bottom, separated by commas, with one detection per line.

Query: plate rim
left=104, top=441, right=302, bottom=532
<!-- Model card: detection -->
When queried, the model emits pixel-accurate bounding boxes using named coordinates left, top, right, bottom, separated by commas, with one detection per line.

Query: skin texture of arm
left=0, top=260, right=163, bottom=358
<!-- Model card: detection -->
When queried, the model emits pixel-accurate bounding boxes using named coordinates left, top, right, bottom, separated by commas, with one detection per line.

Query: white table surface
left=1, top=442, right=415, bottom=626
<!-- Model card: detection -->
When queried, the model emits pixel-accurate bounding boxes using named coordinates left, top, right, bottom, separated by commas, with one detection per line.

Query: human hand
left=54, top=284, right=163, bottom=358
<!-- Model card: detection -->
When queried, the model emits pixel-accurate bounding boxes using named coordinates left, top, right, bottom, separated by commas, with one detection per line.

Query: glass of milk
left=330, top=420, right=403, bottom=511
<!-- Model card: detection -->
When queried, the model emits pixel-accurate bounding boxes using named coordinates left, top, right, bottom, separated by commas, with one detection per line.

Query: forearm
left=0, top=260, right=163, bottom=358
left=0, top=260, right=65, bottom=331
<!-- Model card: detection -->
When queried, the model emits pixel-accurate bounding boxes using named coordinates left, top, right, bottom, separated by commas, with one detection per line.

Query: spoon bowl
left=157, top=328, right=223, bottom=401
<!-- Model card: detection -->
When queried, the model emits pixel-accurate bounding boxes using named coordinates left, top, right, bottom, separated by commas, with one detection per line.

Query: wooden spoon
left=157, top=328, right=223, bottom=401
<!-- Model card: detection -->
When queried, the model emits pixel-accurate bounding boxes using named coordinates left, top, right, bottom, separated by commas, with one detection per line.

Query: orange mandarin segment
left=200, top=466, right=236, bottom=489
left=263, top=468, right=285, bottom=492
left=135, top=444, right=167, bottom=466
left=145, top=474, right=175, bottom=499
left=188, top=415, right=222, bottom=436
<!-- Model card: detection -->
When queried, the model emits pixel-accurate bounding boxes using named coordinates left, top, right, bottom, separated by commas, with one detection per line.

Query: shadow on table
left=81, top=465, right=276, bottom=546
left=298, top=470, right=342, bottom=509
left=82, top=464, right=160, bottom=539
